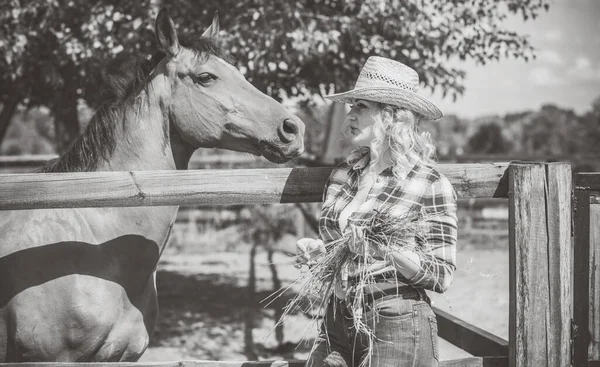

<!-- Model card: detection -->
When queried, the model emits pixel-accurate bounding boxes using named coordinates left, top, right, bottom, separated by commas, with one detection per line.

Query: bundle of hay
left=271, top=209, right=439, bottom=366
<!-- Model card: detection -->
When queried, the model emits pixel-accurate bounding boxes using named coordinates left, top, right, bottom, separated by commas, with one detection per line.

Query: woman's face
left=343, top=99, right=379, bottom=146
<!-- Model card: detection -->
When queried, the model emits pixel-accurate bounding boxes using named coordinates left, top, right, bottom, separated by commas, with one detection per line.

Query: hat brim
left=324, top=86, right=443, bottom=120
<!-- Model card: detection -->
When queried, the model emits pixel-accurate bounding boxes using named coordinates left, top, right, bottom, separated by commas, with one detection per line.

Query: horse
left=0, top=8, right=305, bottom=362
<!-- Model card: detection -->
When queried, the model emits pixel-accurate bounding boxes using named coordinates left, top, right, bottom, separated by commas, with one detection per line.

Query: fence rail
left=433, top=307, right=509, bottom=357
left=0, top=162, right=575, bottom=367
left=0, top=163, right=509, bottom=210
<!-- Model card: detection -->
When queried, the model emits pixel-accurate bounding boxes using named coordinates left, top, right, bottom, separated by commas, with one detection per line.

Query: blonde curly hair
left=368, top=104, right=437, bottom=178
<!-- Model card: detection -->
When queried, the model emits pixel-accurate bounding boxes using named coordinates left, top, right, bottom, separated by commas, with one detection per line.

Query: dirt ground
left=140, top=229, right=509, bottom=363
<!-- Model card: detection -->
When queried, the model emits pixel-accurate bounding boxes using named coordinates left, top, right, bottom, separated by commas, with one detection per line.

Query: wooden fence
left=0, top=162, right=573, bottom=367
left=574, top=173, right=600, bottom=367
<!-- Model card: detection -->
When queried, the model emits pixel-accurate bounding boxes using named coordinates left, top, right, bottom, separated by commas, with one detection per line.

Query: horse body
left=1, top=206, right=172, bottom=361
left=0, top=9, right=304, bottom=362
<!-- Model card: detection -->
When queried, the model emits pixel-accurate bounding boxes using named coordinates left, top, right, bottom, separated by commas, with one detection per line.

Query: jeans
left=306, top=292, right=439, bottom=367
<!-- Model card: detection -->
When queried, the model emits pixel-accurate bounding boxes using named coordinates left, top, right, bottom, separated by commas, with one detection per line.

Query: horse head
left=153, top=9, right=305, bottom=163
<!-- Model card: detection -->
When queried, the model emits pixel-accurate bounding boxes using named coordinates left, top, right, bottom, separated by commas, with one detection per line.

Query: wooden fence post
left=508, top=162, right=572, bottom=367
left=587, top=197, right=600, bottom=362
left=573, top=173, right=600, bottom=366
left=572, top=186, right=590, bottom=367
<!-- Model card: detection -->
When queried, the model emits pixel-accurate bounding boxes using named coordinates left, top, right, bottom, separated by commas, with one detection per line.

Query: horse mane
left=40, top=36, right=232, bottom=173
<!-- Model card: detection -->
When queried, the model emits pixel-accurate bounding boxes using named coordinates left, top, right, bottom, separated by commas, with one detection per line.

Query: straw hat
left=325, top=56, right=443, bottom=120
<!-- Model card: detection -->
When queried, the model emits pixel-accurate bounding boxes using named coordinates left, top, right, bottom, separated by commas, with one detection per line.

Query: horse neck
left=97, top=75, right=183, bottom=172
left=94, top=75, right=186, bottom=247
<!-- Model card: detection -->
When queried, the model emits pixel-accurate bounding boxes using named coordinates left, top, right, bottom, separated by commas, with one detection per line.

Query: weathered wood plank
left=508, top=163, right=572, bottom=367
left=441, top=163, right=509, bottom=199
left=509, top=163, right=547, bottom=367
left=573, top=188, right=592, bottom=367
left=545, top=163, right=572, bottom=367
left=590, top=202, right=600, bottom=360
left=0, top=163, right=509, bottom=210
left=0, top=168, right=330, bottom=210
left=434, top=307, right=508, bottom=357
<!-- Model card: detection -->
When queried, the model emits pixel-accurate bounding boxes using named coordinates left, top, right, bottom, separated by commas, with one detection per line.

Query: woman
left=296, top=56, right=458, bottom=367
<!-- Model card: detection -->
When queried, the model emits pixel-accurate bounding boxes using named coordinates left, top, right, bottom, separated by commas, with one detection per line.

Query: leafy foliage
left=0, top=1, right=155, bottom=107
left=467, top=123, right=512, bottom=154
left=166, top=0, right=551, bottom=102
left=0, top=1, right=162, bottom=150
left=580, top=96, right=600, bottom=155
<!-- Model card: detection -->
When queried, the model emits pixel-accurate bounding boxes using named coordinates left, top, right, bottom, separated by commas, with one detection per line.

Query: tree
left=197, top=0, right=549, bottom=100
left=467, top=122, right=512, bottom=154
left=519, top=104, right=583, bottom=156
left=577, top=95, right=600, bottom=155
left=0, top=1, right=156, bottom=152
left=1, top=0, right=550, bottom=151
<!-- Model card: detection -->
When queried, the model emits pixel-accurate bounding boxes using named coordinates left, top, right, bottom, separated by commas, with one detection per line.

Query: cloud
left=568, top=56, right=600, bottom=81
left=575, top=56, right=592, bottom=69
left=543, top=29, right=563, bottom=42
left=531, top=56, right=600, bottom=86
left=501, top=78, right=517, bottom=88
left=537, top=49, right=564, bottom=65
left=529, top=67, right=564, bottom=86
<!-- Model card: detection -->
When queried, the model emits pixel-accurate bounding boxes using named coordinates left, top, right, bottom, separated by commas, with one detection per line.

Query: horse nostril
left=283, top=118, right=298, bottom=135
left=279, top=118, right=299, bottom=143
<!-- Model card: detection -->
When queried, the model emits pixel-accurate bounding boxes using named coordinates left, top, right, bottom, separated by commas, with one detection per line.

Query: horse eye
left=195, top=73, right=217, bottom=85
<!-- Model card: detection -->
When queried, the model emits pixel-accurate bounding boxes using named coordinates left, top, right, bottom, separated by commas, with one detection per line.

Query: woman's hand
left=346, top=234, right=384, bottom=259
left=385, top=248, right=422, bottom=280
left=294, top=238, right=326, bottom=268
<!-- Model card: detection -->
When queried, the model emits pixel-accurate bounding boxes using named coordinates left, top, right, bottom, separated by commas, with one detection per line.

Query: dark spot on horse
left=0, top=235, right=160, bottom=309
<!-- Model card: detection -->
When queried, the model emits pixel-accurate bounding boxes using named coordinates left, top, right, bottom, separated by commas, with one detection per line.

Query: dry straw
left=266, top=208, right=444, bottom=367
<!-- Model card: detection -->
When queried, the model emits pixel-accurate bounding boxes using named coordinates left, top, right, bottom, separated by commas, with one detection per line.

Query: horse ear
left=155, top=8, right=181, bottom=56
left=201, top=11, right=220, bottom=41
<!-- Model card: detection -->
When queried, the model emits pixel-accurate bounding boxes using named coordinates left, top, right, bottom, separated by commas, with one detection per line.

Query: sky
left=425, top=0, right=600, bottom=118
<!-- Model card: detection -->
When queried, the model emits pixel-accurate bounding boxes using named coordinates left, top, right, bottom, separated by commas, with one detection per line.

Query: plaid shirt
left=318, top=161, right=458, bottom=293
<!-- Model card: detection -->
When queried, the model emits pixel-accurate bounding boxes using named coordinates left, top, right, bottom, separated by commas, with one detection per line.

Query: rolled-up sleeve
left=318, top=164, right=351, bottom=244
left=407, top=175, right=458, bottom=293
